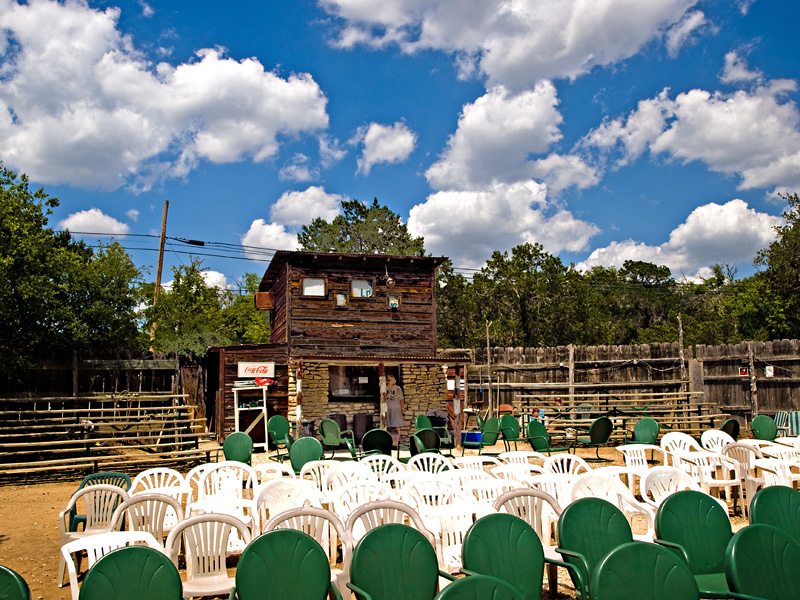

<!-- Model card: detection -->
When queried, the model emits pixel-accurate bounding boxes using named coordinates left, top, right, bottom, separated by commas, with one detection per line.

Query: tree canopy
left=297, top=198, right=425, bottom=256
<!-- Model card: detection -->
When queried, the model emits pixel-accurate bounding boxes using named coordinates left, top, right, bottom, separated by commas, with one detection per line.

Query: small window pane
left=351, top=279, right=373, bottom=298
left=302, top=278, right=326, bottom=297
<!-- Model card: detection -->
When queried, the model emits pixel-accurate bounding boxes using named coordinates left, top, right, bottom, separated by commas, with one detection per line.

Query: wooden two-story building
left=206, top=251, right=468, bottom=446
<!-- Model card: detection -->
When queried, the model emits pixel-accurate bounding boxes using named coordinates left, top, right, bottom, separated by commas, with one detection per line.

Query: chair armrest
left=347, top=582, right=375, bottom=600
left=654, top=539, right=690, bottom=563
left=554, top=547, right=590, bottom=586
left=228, top=587, right=237, bottom=600
left=329, top=583, right=344, bottom=600
left=438, top=569, right=457, bottom=581
left=340, top=428, right=355, bottom=439
left=344, top=438, right=360, bottom=459
left=544, top=556, right=588, bottom=600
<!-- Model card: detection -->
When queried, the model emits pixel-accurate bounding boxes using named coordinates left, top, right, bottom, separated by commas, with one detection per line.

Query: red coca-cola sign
left=238, top=362, right=275, bottom=378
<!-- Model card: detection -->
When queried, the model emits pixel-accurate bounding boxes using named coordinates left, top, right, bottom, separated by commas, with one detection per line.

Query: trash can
left=354, top=413, right=373, bottom=443
left=329, top=413, right=348, bottom=432
left=301, top=419, right=315, bottom=438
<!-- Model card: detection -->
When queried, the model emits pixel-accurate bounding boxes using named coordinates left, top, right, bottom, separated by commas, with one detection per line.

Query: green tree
left=221, top=273, right=271, bottom=344
left=298, top=198, right=425, bottom=255
left=143, top=259, right=230, bottom=361
left=0, top=164, right=144, bottom=374
left=755, top=192, right=800, bottom=337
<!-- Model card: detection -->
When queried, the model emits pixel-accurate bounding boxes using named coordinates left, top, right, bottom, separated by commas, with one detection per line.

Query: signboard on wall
left=238, top=362, right=275, bottom=378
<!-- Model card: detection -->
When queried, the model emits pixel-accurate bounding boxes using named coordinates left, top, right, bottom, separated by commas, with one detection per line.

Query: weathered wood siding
left=269, top=268, right=290, bottom=346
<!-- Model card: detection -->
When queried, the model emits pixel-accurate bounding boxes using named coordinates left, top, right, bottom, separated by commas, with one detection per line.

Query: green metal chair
left=630, top=417, right=660, bottom=445
left=591, top=541, right=700, bottom=600
left=751, top=415, right=778, bottom=441
left=720, top=419, right=740, bottom=440
left=526, top=420, right=569, bottom=456
left=654, top=489, right=732, bottom=598
left=556, top=497, right=632, bottom=599
left=461, top=513, right=583, bottom=600
left=69, top=472, right=131, bottom=532
left=749, top=485, right=800, bottom=544
left=0, top=565, right=31, bottom=600
left=360, top=428, right=394, bottom=456
left=416, top=414, right=451, bottom=448
left=319, top=418, right=354, bottom=459
left=288, top=436, right=323, bottom=475
left=433, top=574, right=523, bottom=600
left=399, top=429, right=441, bottom=462
left=229, top=529, right=343, bottom=600
left=222, top=432, right=253, bottom=465
left=461, top=417, right=501, bottom=456
left=267, top=415, right=292, bottom=461
left=348, top=523, right=453, bottom=600
left=499, top=415, right=529, bottom=452
left=725, top=524, right=800, bottom=600
left=78, top=545, right=182, bottom=600
left=572, top=416, right=613, bottom=461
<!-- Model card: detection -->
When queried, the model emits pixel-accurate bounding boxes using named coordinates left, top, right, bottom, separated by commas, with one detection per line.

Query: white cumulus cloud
left=0, top=0, right=329, bottom=191
left=355, top=122, right=417, bottom=175
left=58, top=208, right=130, bottom=235
left=241, top=220, right=301, bottom=258
left=578, top=199, right=781, bottom=277
left=321, top=0, right=703, bottom=89
left=269, top=186, right=344, bottom=226
left=408, top=180, right=599, bottom=268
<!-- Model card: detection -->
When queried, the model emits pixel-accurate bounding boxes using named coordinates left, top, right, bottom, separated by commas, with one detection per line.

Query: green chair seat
left=526, top=420, right=569, bottom=456
left=725, top=524, right=800, bottom=600
left=78, top=545, right=182, bottom=600
left=0, top=565, right=31, bottom=600
left=433, top=574, right=523, bottom=600
left=573, top=416, right=613, bottom=461
left=221, top=432, right=253, bottom=465
left=320, top=418, right=354, bottom=459
left=288, top=436, right=323, bottom=475
left=720, top=419, right=740, bottom=440
left=630, top=417, right=660, bottom=445
left=749, top=485, right=800, bottom=545
left=751, top=415, right=778, bottom=441
left=460, top=417, right=501, bottom=456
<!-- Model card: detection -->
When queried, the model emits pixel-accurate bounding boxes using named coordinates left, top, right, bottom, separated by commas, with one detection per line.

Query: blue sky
left=2, top=0, right=798, bottom=289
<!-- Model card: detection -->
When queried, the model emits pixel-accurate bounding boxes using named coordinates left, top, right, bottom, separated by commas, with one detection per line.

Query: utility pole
left=150, top=200, right=169, bottom=346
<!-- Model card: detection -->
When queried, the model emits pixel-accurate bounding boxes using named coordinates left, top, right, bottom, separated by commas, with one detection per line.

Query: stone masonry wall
left=399, top=364, right=448, bottom=443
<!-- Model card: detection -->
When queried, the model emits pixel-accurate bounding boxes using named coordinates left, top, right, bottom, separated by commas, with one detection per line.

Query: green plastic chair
left=433, top=574, right=523, bottom=600
left=0, top=565, right=31, bottom=600
left=78, top=545, right=182, bottom=600
left=654, top=489, right=732, bottom=598
left=348, top=523, right=453, bottom=600
left=319, top=418, right=354, bottom=459
left=288, top=436, right=323, bottom=475
left=499, top=415, right=529, bottom=452
left=751, top=415, right=778, bottom=441
left=69, top=471, right=131, bottom=531
left=591, top=541, right=700, bottom=600
left=725, top=524, right=800, bottom=600
left=556, top=497, right=632, bottom=599
left=267, top=415, right=292, bottom=461
left=630, top=417, right=660, bottom=444
left=230, top=528, right=342, bottom=600
left=573, top=416, right=613, bottom=461
left=222, top=432, right=253, bottom=465
left=720, top=419, right=740, bottom=440
left=461, top=513, right=583, bottom=600
left=749, top=485, right=800, bottom=544
left=526, top=420, right=569, bottom=456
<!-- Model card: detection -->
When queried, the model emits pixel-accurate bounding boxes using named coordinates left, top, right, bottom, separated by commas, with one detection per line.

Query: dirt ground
left=0, top=444, right=748, bottom=600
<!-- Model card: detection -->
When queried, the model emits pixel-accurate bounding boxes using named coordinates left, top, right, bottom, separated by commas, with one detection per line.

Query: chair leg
left=546, top=563, right=558, bottom=596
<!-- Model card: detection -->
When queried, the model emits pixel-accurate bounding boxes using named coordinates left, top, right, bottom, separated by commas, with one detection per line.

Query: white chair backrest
left=441, top=468, right=494, bottom=489
left=616, top=444, right=664, bottom=469
left=660, top=432, right=702, bottom=466
left=641, top=466, right=702, bottom=507
left=499, top=450, right=547, bottom=466
left=721, top=442, right=763, bottom=474
left=754, top=458, right=795, bottom=487
left=164, top=514, right=251, bottom=583
left=344, top=499, right=434, bottom=544
left=130, top=468, right=184, bottom=495
left=701, top=430, right=735, bottom=453
left=62, top=485, right=129, bottom=533
left=184, top=463, right=214, bottom=505
left=464, top=478, right=523, bottom=506
left=199, top=462, right=256, bottom=501
left=402, top=479, right=459, bottom=514
left=438, top=505, right=476, bottom=573
left=407, top=452, right=453, bottom=474
left=299, top=460, right=338, bottom=491
left=490, top=464, right=542, bottom=485
left=256, top=478, right=323, bottom=525
left=542, top=454, right=590, bottom=476
left=330, top=480, right=392, bottom=522
left=527, top=473, right=575, bottom=508
left=381, top=470, right=420, bottom=499
left=571, top=472, right=656, bottom=539
left=254, top=462, right=296, bottom=484
left=359, top=454, right=404, bottom=481
left=107, top=493, right=183, bottom=543
left=323, top=462, right=377, bottom=494
left=493, top=488, right=562, bottom=540
left=453, top=456, right=502, bottom=471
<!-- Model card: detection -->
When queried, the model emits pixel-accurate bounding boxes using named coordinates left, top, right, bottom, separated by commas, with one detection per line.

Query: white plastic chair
left=359, top=454, right=405, bottom=482
left=184, top=462, right=214, bottom=506
left=266, top=506, right=354, bottom=598
left=440, top=467, right=494, bottom=489
left=381, top=470, right=419, bottom=499
left=453, top=455, right=502, bottom=472
left=107, top=493, right=184, bottom=544
left=722, top=442, right=765, bottom=515
left=438, top=504, right=477, bottom=575
left=527, top=473, right=575, bottom=509
left=323, top=461, right=378, bottom=498
left=700, top=430, right=735, bottom=453
left=60, top=531, right=162, bottom=600
left=299, top=459, right=339, bottom=491
left=542, top=454, right=591, bottom=476
left=329, top=480, right=392, bottom=523
left=255, top=478, right=324, bottom=529
left=616, top=444, right=665, bottom=492
left=130, top=467, right=185, bottom=495
left=345, top=499, right=435, bottom=544
left=463, top=478, right=523, bottom=508
left=490, top=463, right=543, bottom=485
left=407, top=452, right=454, bottom=474
left=192, top=462, right=258, bottom=539
left=570, top=472, right=656, bottom=541
left=674, top=450, right=743, bottom=512
left=164, top=513, right=251, bottom=599
left=640, top=466, right=727, bottom=513
left=660, top=431, right=703, bottom=466
left=493, top=488, right=562, bottom=592
left=402, top=479, right=462, bottom=534
left=58, top=484, right=129, bottom=587
left=754, top=458, right=796, bottom=488
left=499, top=450, right=547, bottom=466
left=254, top=461, right=296, bottom=484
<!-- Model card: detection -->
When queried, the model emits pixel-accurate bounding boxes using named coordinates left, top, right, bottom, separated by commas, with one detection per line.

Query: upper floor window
left=301, top=277, right=326, bottom=297
left=351, top=279, right=373, bottom=298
